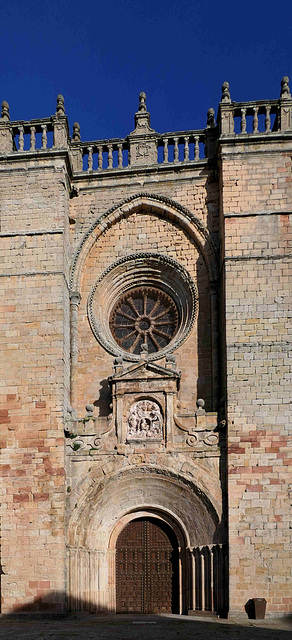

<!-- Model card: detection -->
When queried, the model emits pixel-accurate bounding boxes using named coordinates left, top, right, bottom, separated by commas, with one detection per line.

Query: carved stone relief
left=127, top=399, right=163, bottom=441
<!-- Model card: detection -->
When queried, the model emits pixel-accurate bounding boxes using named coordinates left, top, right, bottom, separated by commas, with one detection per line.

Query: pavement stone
left=0, top=614, right=291, bottom=640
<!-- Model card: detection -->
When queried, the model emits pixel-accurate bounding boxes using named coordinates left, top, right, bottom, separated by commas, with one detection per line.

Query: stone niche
left=109, top=356, right=180, bottom=448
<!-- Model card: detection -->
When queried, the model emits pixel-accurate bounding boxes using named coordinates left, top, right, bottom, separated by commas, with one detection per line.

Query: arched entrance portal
left=116, top=517, right=179, bottom=614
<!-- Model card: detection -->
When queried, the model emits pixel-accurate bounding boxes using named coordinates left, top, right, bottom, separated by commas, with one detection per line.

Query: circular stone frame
left=87, top=252, right=198, bottom=362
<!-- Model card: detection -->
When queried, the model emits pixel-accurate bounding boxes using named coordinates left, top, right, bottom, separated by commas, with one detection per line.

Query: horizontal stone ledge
left=223, top=209, right=292, bottom=218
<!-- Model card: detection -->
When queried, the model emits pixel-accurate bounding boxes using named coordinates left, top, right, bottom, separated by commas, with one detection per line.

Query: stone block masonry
left=0, top=80, right=291, bottom=617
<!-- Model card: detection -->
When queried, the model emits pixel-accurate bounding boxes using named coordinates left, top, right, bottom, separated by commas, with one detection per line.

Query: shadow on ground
left=0, top=613, right=291, bottom=640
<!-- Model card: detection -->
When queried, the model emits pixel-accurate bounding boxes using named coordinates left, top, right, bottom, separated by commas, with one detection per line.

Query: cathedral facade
left=0, top=79, right=291, bottom=618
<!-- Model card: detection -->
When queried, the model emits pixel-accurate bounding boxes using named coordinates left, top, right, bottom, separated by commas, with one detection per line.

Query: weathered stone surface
left=0, top=81, right=291, bottom=618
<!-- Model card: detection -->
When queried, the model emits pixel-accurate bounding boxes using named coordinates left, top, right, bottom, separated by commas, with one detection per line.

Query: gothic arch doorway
left=116, top=517, right=179, bottom=614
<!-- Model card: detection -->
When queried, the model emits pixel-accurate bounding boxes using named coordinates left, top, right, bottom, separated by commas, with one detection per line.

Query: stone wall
left=220, top=140, right=292, bottom=615
left=0, top=154, right=70, bottom=613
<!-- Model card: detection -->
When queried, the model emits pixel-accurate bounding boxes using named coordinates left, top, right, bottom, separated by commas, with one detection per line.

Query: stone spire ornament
left=280, top=76, right=291, bottom=98
left=221, top=82, right=231, bottom=103
left=56, top=94, right=65, bottom=117
left=1, top=100, right=10, bottom=121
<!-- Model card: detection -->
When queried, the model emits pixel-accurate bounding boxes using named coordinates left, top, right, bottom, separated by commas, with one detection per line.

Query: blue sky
left=1, top=0, right=291, bottom=141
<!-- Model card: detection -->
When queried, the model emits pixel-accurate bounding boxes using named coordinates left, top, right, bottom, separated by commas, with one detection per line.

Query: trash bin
left=245, top=598, right=267, bottom=619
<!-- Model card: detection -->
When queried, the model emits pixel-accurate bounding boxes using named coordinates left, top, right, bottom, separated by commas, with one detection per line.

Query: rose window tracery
left=109, top=287, right=179, bottom=355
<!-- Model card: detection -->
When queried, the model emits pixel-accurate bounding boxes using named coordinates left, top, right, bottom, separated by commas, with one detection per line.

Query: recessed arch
left=66, top=464, right=223, bottom=614
left=69, top=192, right=219, bottom=293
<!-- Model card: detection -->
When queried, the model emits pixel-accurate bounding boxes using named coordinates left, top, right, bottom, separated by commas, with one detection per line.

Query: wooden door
left=116, top=518, right=179, bottom=614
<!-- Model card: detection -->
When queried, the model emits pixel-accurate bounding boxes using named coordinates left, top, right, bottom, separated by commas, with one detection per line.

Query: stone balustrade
left=218, top=77, right=292, bottom=135
left=1, top=77, right=291, bottom=167
left=75, top=129, right=209, bottom=172
left=9, top=118, right=55, bottom=151
left=75, top=138, right=129, bottom=171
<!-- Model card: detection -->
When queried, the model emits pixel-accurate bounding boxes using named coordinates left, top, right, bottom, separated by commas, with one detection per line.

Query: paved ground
left=0, top=614, right=291, bottom=640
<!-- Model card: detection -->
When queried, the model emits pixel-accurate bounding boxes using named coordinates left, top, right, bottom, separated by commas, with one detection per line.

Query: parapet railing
left=218, top=77, right=292, bottom=136
left=74, top=129, right=209, bottom=172
left=1, top=77, right=291, bottom=169
left=10, top=118, right=56, bottom=151
left=223, top=99, right=279, bottom=135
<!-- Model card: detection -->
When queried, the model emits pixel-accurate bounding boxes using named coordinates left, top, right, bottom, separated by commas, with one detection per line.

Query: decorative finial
left=196, top=398, right=205, bottom=414
left=206, top=108, right=216, bottom=128
left=138, top=91, right=147, bottom=112
left=280, top=76, right=291, bottom=98
left=85, top=404, right=94, bottom=416
left=221, top=82, right=231, bottom=103
left=56, top=94, right=65, bottom=116
left=73, top=122, right=81, bottom=141
left=1, top=101, right=10, bottom=121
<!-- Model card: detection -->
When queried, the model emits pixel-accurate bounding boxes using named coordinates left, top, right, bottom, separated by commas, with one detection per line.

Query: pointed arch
left=69, top=192, right=219, bottom=292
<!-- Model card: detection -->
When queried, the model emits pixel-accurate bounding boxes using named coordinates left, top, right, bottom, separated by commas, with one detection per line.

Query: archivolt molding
left=67, top=458, right=222, bottom=548
left=69, top=192, right=219, bottom=292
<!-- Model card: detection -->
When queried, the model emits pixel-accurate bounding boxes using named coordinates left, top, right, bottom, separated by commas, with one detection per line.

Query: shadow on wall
left=1, top=591, right=112, bottom=616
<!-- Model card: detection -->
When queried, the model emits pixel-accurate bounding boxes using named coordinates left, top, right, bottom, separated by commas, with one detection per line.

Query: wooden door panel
left=116, top=518, right=178, bottom=614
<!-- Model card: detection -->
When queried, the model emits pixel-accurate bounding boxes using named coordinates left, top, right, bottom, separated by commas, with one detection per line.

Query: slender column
left=210, top=546, right=214, bottom=612
left=253, top=106, right=259, bottom=132
left=70, top=291, right=81, bottom=408
left=107, top=143, right=113, bottom=169
left=201, top=548, right=205, bottom=611
left=98, top=145, right=103, bottom=170
left=194, top=136, right=199, bottom=161
left=183, top=136, right=189, bottom=161
left=265, top=105, right=271, bottom=132
left=190, top=548, right=196, bottom=611
left=163, top=138, right=168, bottom=163
left=117, top=143, right=123, bottom=168
left=178, top=547, right=183, bottom=614
left=87, top=146, right=93, bottom=171
left=108, top=549, right=116, bottom=612
left=30, top=126, right=36, bottom=150
left=173, top=137, right=179, bottom=162
left=18, top=125, right=24, bottom=151
left=240, top=108, right=247, bottom=133
left=41, top=124, right=47, bottom=149
left=210, top=281, right=219, bottom=410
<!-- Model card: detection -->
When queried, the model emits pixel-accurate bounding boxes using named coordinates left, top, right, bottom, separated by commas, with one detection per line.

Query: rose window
left=109, top=287, right=179, bottom=355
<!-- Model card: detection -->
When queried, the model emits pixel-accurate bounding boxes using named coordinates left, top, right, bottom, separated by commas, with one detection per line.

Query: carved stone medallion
left=127, top=400, right=163, bottom=440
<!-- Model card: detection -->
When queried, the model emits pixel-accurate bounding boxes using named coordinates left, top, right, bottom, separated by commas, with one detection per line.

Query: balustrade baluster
left=163, top=138, right=168, bottom=163
left=118, top=143, right=123, bottom=168
left=87, top=146, right=93, bottom=171
left=184, top=136, right=189, bottom=161
left=107, top=144, right=113, bottom=169
left=194, top=136, right=199, bottom=161
left=253, top=106, right=259, bottom=132
left=265, top=105, right=271, bottom=132
left=18, top=126, right=24, bottom=151
left=41, top=124, right=47, bottom=149
left=173, top=137, right=179, bottom=162
left=30, top=126, right=36, bottom=151
left=98, top=145, right=103, bottom=170
left=241, top=108, right=247, bottom=133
